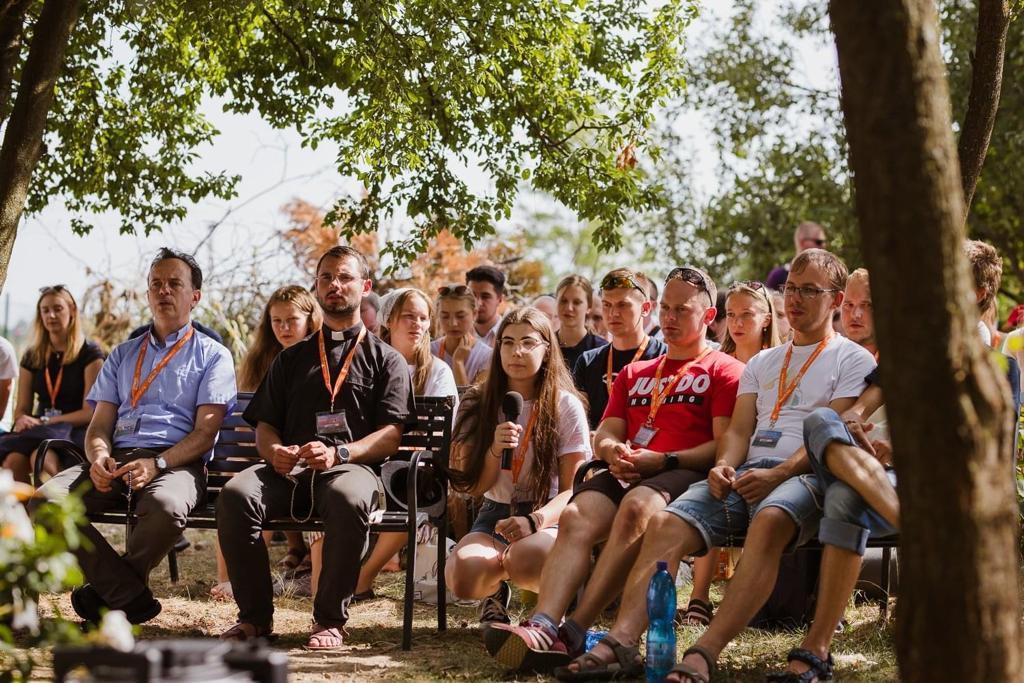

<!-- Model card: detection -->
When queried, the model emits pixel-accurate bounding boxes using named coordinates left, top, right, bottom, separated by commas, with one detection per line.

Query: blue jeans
left=803, top=407, right=899, bottom=556
left=664, top=457, right=823, bottom=555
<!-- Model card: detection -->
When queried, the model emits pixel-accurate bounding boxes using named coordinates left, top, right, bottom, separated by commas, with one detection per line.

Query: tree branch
left=957, top=0, right=1010, bottom=214
left=0, top=0, right=31, bottom=122
left=0, top=0, right=81, bottom=293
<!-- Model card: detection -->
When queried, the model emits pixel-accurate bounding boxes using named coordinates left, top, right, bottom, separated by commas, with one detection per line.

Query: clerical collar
left=324, top=322, right=364, bottom=341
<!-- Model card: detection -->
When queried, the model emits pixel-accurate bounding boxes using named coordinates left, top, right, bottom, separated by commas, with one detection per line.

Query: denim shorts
left=469, top=499, right=537, bottom=541
left=804, top=407, right=899, bottom=555
left=664, top=457, right=823, bottom=556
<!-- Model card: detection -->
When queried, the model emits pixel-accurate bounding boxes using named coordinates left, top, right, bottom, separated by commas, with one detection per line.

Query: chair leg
left=402, top=465, right=420, bottom=651
left=879, top=546, right=891, bottom=620
left=436, top=515, right=447, bottom=633
left=168, top=548, right=180, bottom=584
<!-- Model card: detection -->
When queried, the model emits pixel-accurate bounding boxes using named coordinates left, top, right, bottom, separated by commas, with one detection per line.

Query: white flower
left=0, top=469, right=13, bottom=499
left=97, top=610, right=135, bottom=652
left=11, top=589, right=40, bottom=635
left=0, top=496, right=34, bottom=543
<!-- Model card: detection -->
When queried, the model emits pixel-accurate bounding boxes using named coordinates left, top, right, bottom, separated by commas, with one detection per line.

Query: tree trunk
left=0, top=0, right=79, bottom=295
left=830, top=2, right=1021, bottom=682
left=0, top=0, right=31, bottom=121
left=957, top=0, right=1010, bottom=213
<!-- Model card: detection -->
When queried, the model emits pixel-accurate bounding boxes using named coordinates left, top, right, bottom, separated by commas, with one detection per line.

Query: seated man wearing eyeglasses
left=561, top=249, right=876, bottom=683
left=485, top=267, right=744, bottom=675
left=30, top=249, right=237, bottom=626
left=766, top=221, right=828, bottom=292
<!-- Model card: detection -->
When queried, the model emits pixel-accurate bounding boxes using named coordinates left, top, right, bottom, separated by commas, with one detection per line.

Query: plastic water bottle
left=645, top=560, right=677, bottom=683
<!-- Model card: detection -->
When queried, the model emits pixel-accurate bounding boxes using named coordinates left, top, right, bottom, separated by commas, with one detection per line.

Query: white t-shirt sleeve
left=737, top=355, right=761, bottom=396
left=0, top=337, right=18, bottom=380
left=829, top=339, right=877, bottom=402
left=557, top=392, right=592, bottom=459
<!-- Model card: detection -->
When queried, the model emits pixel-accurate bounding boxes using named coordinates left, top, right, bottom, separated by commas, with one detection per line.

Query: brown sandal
left=304, top=623, right=345, bottom=651
left=553, top=634, right=643, bottom=680
left=219, top=622, right=274, bottom=642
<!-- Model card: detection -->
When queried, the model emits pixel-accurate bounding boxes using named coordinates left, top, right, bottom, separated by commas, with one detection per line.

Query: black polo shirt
left=559, top=332, right=609, bottom=374
left=572, top=337, right=668, bottom=429
left=244, top=323, right=415, bottom=449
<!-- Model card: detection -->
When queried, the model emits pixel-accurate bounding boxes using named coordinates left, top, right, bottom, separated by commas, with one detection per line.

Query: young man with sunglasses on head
left=572, top=269, right=668, bottom=430
left=485, top=267, right=745, bottom=675
left=573, top=249, right=875, bottom=683
left=766, top=221, right=828, bottom=292
left=30, top=249, right=237, bottom=626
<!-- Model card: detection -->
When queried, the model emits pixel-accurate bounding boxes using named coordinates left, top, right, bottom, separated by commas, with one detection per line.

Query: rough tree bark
left=957, top=0, right=1010, bottom=213
left=0, top=0, right=79, bottom=294
left=0, top=0, right=32, bottom=120
left=830, top=2, right=1021, bottom=682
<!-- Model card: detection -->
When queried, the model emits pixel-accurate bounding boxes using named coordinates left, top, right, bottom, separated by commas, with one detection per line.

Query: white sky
left=3, top=1, right=837, bottom=334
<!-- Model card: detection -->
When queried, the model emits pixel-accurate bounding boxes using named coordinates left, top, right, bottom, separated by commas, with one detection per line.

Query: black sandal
left=765, top=648, right=834, bottom=682
left=553, top=634, right=644, bottom=681
left=666, top=645, right=716, bottom=683
left=677, top=598, right=713, bottom=626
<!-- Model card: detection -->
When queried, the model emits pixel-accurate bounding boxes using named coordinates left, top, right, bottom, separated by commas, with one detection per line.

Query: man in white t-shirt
left=0, top=336, right=18, bottom=426
left=555, top=250, right=876, bottom=682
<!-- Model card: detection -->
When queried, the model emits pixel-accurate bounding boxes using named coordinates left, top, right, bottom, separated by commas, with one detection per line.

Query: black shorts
left=469, top=499, right=536, bottom=541
left=570, top=463, right=705, bottom=506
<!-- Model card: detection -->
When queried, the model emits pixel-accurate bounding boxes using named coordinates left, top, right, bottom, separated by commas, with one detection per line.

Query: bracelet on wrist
left=526, top=513, right=538, bottom=534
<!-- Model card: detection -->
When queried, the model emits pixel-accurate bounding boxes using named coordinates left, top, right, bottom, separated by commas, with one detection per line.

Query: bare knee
left=558, top=500, right=605, bottom=545
left=615, top=488, right=664, bottom=534
left=747, top=507, right=796, bottom=552
left=446, top=544, right=500, bottom=599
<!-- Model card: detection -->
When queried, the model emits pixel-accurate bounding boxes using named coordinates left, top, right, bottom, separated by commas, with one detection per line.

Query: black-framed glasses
left=599, top=274, right=647, bottom=297
left=782, top=284, right=839, bottom=299
left=438, top=284, right=472, bottom=297
left=666, top=267, right=714, bottom=307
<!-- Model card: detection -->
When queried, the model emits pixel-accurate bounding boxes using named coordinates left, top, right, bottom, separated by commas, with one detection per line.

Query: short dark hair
left=151, top=248, right=203, bottom=290
left=316, top=245, right=371, bottom=279
left=466, top=265, right=506, bottom=295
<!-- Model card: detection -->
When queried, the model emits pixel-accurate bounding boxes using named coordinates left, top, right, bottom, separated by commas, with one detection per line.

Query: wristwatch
left=663, top=452, right=680, bottom=471
left=335, top=445, right=351, bottom=467
left=152, top=455, right=169, bottom=471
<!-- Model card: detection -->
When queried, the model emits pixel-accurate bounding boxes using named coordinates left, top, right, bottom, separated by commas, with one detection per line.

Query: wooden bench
left=35, top=392, right=455, bottom=651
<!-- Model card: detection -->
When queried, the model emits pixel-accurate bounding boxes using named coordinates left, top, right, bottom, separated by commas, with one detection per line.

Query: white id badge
left=43, top=408, right=62, bottom=419
left=114, top=416, right=141, bottom=438
left=632, top=424, right=658, bottom=448
left=315, top=410, right=349, bottom=436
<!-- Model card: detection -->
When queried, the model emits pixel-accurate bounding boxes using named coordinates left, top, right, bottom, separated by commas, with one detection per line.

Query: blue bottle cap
left=657, top=560, right=668, bottom=571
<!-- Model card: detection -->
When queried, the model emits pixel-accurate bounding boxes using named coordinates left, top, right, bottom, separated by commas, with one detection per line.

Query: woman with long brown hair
left=444, top=307, right=591, bottom=627
left=0, top=285, right=104, bottom=483
left=211, top=285, right=322, bottom=601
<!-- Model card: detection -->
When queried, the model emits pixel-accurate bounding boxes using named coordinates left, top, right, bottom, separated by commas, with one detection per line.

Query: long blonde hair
left=25, top=286, right=85, bottom=368
left=238, top=285, right=323, bottom=391
left=448, top=307, right=582, bottom=507
left=719, top=281, right=782, bottom=357
left=380, top=289, right=435, bottom=396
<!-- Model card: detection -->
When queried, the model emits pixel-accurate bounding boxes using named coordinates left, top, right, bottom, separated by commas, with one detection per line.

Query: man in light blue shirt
left=32, top=248, right=236, bottom=625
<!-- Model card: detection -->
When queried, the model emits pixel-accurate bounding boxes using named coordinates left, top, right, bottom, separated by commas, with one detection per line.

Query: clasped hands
left=606, top=443, right=669, bottom=484
left=270, top=441, right=338, bottom=475
left=90, top=453, right=159, bottom=493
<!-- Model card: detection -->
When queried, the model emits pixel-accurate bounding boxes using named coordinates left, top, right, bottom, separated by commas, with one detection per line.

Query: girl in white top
left=445, top=307, right=591, bottom=623
left=432, top=284, right=492, bottom=386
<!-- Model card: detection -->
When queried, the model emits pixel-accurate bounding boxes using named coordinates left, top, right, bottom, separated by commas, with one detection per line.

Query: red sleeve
left=601, top=361, right=632, bottom=422
left=709, top=357, right=744, bottom=418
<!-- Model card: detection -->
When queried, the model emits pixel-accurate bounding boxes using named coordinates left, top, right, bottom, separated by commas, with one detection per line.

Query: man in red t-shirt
left=484, top=267, right=744, bottom=673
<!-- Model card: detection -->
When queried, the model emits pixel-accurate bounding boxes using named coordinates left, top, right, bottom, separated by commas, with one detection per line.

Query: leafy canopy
left=18, top=0, right=697, bottom=266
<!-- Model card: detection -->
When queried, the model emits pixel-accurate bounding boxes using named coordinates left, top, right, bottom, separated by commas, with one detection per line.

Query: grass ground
left=10, top=527, right=899, bottom=681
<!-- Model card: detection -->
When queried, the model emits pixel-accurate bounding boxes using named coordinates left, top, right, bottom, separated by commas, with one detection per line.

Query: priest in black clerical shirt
left=217, top=246, right=414, bottom=650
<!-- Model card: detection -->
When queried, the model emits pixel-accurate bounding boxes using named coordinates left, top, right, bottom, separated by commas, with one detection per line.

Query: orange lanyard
left=131, top=326, right=195, bottom=409
left=644, top=347, right=713, bottom=427
left=770, top=336, right=832, bottom=425
left=318, top=327, right=367, bottom=411
left=45, top=357, right=64, bottom=407
left=512, top=405, right=539, bottom=484
left=606, top=336, right=650, bottom=394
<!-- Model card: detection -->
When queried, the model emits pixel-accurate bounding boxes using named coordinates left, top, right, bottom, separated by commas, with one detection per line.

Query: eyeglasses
left=438, top=284, right=472, bottom=297
left=599, top=274, right=647, bottom=297
left=499, top=337, right=548, bottom=353
left=666, top=267, right=714, bottom=307
left=802, top=238, right=827, bottom=247
left=782, top=284, right=839, bottom=299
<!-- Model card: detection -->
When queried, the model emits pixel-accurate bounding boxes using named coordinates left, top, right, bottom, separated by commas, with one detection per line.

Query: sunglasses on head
left=731, top=280, right=771, bottom=305
left=438, top=284, right=471, bottom=297
left=599, top=274, right=647, bottom=296
left=666, top=267, right=714, bottom=306
left=39, top=284, right=68, bottom=294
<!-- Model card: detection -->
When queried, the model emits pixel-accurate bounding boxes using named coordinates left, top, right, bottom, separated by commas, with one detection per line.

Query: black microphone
left=501, top=391, right=524, bottom=471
